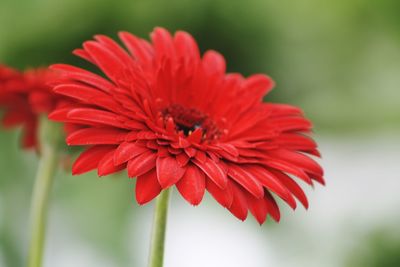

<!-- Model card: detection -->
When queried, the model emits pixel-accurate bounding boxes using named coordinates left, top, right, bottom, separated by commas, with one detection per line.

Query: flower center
left=162, top=104, right=220, bottom=140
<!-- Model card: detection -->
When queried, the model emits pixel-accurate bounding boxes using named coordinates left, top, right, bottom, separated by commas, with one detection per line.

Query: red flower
left=0, top=65, right=61, bottom=148
left=50, top=27, right=324, bottom=224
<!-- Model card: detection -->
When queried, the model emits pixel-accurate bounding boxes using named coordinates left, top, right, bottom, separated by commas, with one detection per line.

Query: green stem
left=148, top=188, right=171, bottom=267
left=27, top=117, right=61, bottom=267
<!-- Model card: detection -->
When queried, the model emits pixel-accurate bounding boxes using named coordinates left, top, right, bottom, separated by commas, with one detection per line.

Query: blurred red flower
left=50, top=27, right=324, bottom=224
left=0, top=65, right=61, bottom=148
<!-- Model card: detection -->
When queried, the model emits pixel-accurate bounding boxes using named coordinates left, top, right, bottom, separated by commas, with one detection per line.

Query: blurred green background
left=1, top=0, right=399, bottom=266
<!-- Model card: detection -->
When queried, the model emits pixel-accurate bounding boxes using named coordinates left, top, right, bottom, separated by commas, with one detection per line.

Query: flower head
left=50, top=27, right=324, bottom=224
left=0, top=65, right=61, bottom=148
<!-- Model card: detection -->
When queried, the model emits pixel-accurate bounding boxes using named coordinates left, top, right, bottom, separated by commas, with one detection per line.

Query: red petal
left=264, top=191, right=280, bottom=222
left=168, top=146, right=181, bottom=155
left=202, top=50, right=226, bottom=75
left=136, top=169, right=161, bottom=205
left=194, top=150, right=207, bottom=163
left=2, top=110, right=26, bottom=126
left=263, top=159, right=312, bottom=184
left=156, top=156, right=186, bottom=188
left=216, top=143, right=239, bottom=157
left=72, top=145, right=115, bottom=175
left=275, top=133, right=317, bottom=152
left=176, top=164, right=205, bottom=205
left=228, top=183, right=248, bottom=221
left=267, top=149, right=323, bottom=176
left=94, top=35, right=133, bottom=65
left=97, top=150, right=125, bottom=176
left=176, top=152, right=190, bottom=167
left=48, top=108, right=71, bottom=121
left=186, top=128, right=203, bottom=143
left=146, top=140, right=158, bottom=150
left=193, top=158, right=227, bottom=189
left=227, top=164, right=264, bottom=199
left=269, top=117, right=312, bottom=132
left=67, top=128, right=127, bottom=145
left=157, top=146, right=170, bottom=157
left=21, top=123, right=37, bottom=149
left=184, top=147, right=197, bottom=158
left=307, top=149, right=321, bottom=157
left=119, top=31, right=152, bottom=64
left=206, top=179, right=233, bottom=208
left=83, top=41, right=124, bottom=82
left=243, top=74, right=275, bottom=100
left=73, top=48, right=94, bottom=63
left=269, top=170, right=309, bottom=209
left=249, top=165, right=297, bottom=209
left=114, top=142, right=148, bottom=165
left=174, top=31, right=200, bottom=61
left=267, top=103, right=303, bottom=117
left=309, top=173, right=326, bottom=185
left=151, top=27, right=175, bottom=58
left=54, top=84, right=112, bottom=106
left=67, top=108, right=128, bottom=129
left=29, top=91, right=52, bottom=113
left=127, top=151, right=157, bottom=178
left=246, top=193, right=268, bottom=225
left=51, top=64, right=114, bottom=92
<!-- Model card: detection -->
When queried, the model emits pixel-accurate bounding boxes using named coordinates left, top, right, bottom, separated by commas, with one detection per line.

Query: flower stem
left=27, top=117, right=61, bottom=267
left=148, top=188, right=171, bottom=267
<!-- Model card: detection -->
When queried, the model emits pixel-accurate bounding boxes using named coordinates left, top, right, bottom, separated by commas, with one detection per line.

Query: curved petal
left=127, top=151, right=157, bottom=178
left=156, top=156, right=186, bottom=188
left=227, top=164, right=264, bottom=199
left=193, top=158, right=227, bottom=189
left=246, top=193, right=268, bottom=225
left=176, top=164, right=205, bottom=205
left=114, top=142, right=148, bottom=165
left=67, top=127, right=127, bottom=145
left=98, top=149, right=125, bottom=176
left=136, top=169, right=161, bottom=205
left=72, top=145, right=115, bottom=175
left=206, top=179, right=233, bottom=208
left=228, top=182, right=248, bottom=221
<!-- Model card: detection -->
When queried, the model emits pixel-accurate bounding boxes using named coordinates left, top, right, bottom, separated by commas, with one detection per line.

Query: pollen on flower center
left=162, top=104, right=221, bottom=140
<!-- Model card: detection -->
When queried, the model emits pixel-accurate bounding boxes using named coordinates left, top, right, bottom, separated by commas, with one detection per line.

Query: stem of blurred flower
left=27, top=116, right=61, bottom=267
left=148, top=188, right=171, bottom=267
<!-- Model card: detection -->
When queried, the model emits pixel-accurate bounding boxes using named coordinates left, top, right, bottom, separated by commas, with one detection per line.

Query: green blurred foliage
left=0, top=129, right=137, bottom=266
left=0, top=130, right=34, bottom=267
left=1, top=0, right=399, bottom=133
left=346, top=228, right=400, bottom=267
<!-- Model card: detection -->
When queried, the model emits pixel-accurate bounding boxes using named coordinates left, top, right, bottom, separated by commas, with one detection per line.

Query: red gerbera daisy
left=0, top=65, right=62, bottom=148
left=49, top=27, right=324, bottom=224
